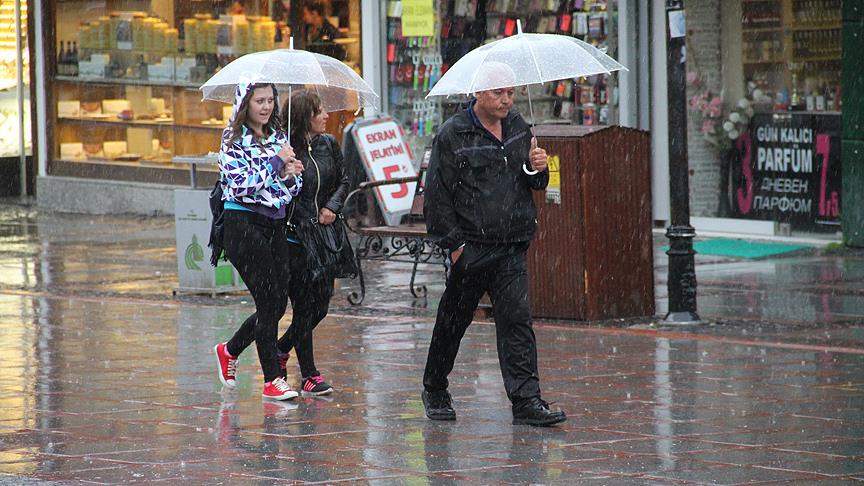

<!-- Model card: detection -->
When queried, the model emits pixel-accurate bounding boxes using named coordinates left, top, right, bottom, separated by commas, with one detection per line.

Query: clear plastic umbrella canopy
left=199, top=47, right=379, bottom=114
left=426, top=20, right=626, bottom=123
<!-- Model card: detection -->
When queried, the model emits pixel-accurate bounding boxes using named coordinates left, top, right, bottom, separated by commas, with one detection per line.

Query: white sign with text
left=351, top=117, right=417, bottom=226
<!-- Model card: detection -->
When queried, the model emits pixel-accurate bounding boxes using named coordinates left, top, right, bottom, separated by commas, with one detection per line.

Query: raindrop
left=626, top=392, right=631, bottom=400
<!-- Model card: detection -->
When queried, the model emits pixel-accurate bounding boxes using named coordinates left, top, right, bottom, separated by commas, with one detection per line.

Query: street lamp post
left=663, top=0, right=700, bottom=324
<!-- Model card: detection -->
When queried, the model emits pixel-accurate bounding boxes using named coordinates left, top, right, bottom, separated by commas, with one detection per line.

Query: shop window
left=51, top=0, right=361, bottom=184
left=385, top=0, right=620, bottom=158
left=741, top=0, right=841, bottom=113
left=0, top=0, right=31, bottom=158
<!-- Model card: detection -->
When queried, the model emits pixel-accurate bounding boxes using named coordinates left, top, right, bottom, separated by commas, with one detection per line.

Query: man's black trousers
left=423, top=241, right=541, bottom=404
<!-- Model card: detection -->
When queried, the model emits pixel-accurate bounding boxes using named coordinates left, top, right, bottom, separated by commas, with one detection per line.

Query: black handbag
left=297, top=215, right=358, bottom=281
left=289, top=139, right=358, bottom=281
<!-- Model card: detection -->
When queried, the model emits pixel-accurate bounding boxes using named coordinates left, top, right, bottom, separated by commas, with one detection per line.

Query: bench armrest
left=344, top=175, right=421, bottom=233
left=357, top=176, right=420, bottom=190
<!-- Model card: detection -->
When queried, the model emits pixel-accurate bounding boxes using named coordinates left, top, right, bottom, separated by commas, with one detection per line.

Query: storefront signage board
left=731, top=113, right=841, bottom=230
left=350, top=117, right=417, bottom=226
left=401, top=0, right=435, bottom=37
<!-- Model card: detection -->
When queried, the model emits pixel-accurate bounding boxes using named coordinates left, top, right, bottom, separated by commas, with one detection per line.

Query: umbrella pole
left=287, top=85, right=292, bottom=142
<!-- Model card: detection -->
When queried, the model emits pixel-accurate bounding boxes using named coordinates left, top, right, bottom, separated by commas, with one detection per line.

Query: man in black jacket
left=421, top=63, right=566, bottom=427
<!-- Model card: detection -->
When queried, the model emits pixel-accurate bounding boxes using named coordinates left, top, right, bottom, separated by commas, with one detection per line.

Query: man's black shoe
left=422, top=390, right=456, bottom=421
left=512, top=397, right=566, bottom=427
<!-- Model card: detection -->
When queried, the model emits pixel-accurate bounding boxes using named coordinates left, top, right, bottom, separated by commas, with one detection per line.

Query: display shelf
left=55, top=75, right=200, bottom=89
left=791, top=23, right=842, bottom=31
left=740, top=0, right=842, bottom=112
left=743, top=59, right=786, bottom=65
left=57, top=157, right=220, bottom=172
left=58, top=157, right=175, bottom=165
left=742, top=27, right=783, bottom=33
left=58, top=116, right=225, bottom=131
left=795, top=56, right=841, bottom=63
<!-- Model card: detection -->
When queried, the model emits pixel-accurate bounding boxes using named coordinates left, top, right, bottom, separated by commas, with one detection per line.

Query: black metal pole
left=664, top=1, right=700, bottom=324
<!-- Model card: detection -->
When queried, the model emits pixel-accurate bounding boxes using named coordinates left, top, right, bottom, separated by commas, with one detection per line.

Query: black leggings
left=223, top=210, right=292, bottom=382
left=277, top=242, right=334, bottom=378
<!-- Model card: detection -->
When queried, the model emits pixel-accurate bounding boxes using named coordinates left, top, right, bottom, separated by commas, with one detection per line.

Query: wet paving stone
left=0, top=205, right=863, bottom=483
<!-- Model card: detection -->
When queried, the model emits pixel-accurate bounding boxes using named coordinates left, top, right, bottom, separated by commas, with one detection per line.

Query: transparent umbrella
left=199, top=41, right=379, bottom=134
left=426, top=20, right=627, bottom=125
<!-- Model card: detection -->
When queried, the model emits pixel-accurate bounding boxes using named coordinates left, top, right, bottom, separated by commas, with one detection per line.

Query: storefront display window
left=384, top=0, right=620, bottom=159
left=729, top=0, right=842, bottom=231
left=50, top=0, right=362, bottom=183
left=0, top=0, right=30, bottom=158
left=741, top=0, right=841, bottom=114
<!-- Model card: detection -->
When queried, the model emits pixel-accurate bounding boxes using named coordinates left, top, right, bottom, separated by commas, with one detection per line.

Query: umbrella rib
left=466, top=46, right=496, bottom=95
left=311, top=53, right=329, bottom=86
left=524, top=36, right=545, bottom=85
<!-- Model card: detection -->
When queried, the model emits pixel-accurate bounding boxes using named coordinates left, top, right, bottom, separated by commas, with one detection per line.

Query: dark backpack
left=207, top=180, right=226, bottom=267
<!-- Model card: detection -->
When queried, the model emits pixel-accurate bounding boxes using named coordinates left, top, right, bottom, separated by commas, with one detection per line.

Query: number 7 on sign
left=816, top=134, right=838, bottom=218
left=382, top=165, right=409, bottom=199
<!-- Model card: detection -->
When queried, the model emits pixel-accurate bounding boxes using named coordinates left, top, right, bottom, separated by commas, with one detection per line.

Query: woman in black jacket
left=276, top=91, right=349, bottom=395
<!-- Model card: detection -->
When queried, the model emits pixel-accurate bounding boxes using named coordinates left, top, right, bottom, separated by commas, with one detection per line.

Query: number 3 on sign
left=382, top=165, right=409, bottom=199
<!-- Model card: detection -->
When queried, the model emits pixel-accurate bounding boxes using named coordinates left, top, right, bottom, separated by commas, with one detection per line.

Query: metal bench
left=343, top=156, right=445, bottom=305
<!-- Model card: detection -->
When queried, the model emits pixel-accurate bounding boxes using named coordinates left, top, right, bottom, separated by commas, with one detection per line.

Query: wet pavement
left=0, top=201, right=862, bottom=485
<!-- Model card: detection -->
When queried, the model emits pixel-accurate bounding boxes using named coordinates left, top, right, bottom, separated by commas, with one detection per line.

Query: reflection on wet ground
left=0, top=204, right=862, bottom=484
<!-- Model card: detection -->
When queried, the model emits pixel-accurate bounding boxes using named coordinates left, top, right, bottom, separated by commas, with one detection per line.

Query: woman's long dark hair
left=285, top=90, right=323, bottom=150
left=228, top=83, right=282, bottom=142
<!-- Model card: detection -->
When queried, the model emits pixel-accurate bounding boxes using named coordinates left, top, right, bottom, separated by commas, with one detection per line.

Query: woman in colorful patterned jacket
left=213, top=81, right=305, bottom=401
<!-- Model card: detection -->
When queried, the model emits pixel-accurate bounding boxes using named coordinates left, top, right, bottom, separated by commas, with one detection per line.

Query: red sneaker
left=262, top=377, right=298, bottom=400
left=214, top=342, right=237, bottom=389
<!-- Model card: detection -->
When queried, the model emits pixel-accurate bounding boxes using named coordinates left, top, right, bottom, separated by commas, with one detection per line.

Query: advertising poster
left=731, top=113, right=841, bottom=230
left=351, top=117, right=417, bottom=226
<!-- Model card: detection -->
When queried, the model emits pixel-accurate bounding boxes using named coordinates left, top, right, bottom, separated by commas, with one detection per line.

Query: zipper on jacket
left=286, top=140, right=322, bottom=225
left=308, top=141, right=322, bottom=223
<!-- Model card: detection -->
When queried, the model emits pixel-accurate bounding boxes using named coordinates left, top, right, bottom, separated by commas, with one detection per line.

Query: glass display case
left=741, top=0, right=841, bottom=112
left=50, top=0, right=363, bottom=182
left=0, top=0, right=30, bottom=157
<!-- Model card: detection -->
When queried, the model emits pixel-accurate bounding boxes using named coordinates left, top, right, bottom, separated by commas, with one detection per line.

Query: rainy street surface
left=0, top=202, right=862, bottom=485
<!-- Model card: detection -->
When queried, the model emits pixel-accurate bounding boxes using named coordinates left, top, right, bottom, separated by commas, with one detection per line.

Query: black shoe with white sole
left=301, top=375, right=334, bottom=396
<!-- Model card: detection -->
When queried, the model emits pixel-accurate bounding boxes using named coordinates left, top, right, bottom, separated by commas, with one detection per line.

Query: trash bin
left=173, top=155, right=245, bottom=295
left=528, top=125, right=654, bottom=320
